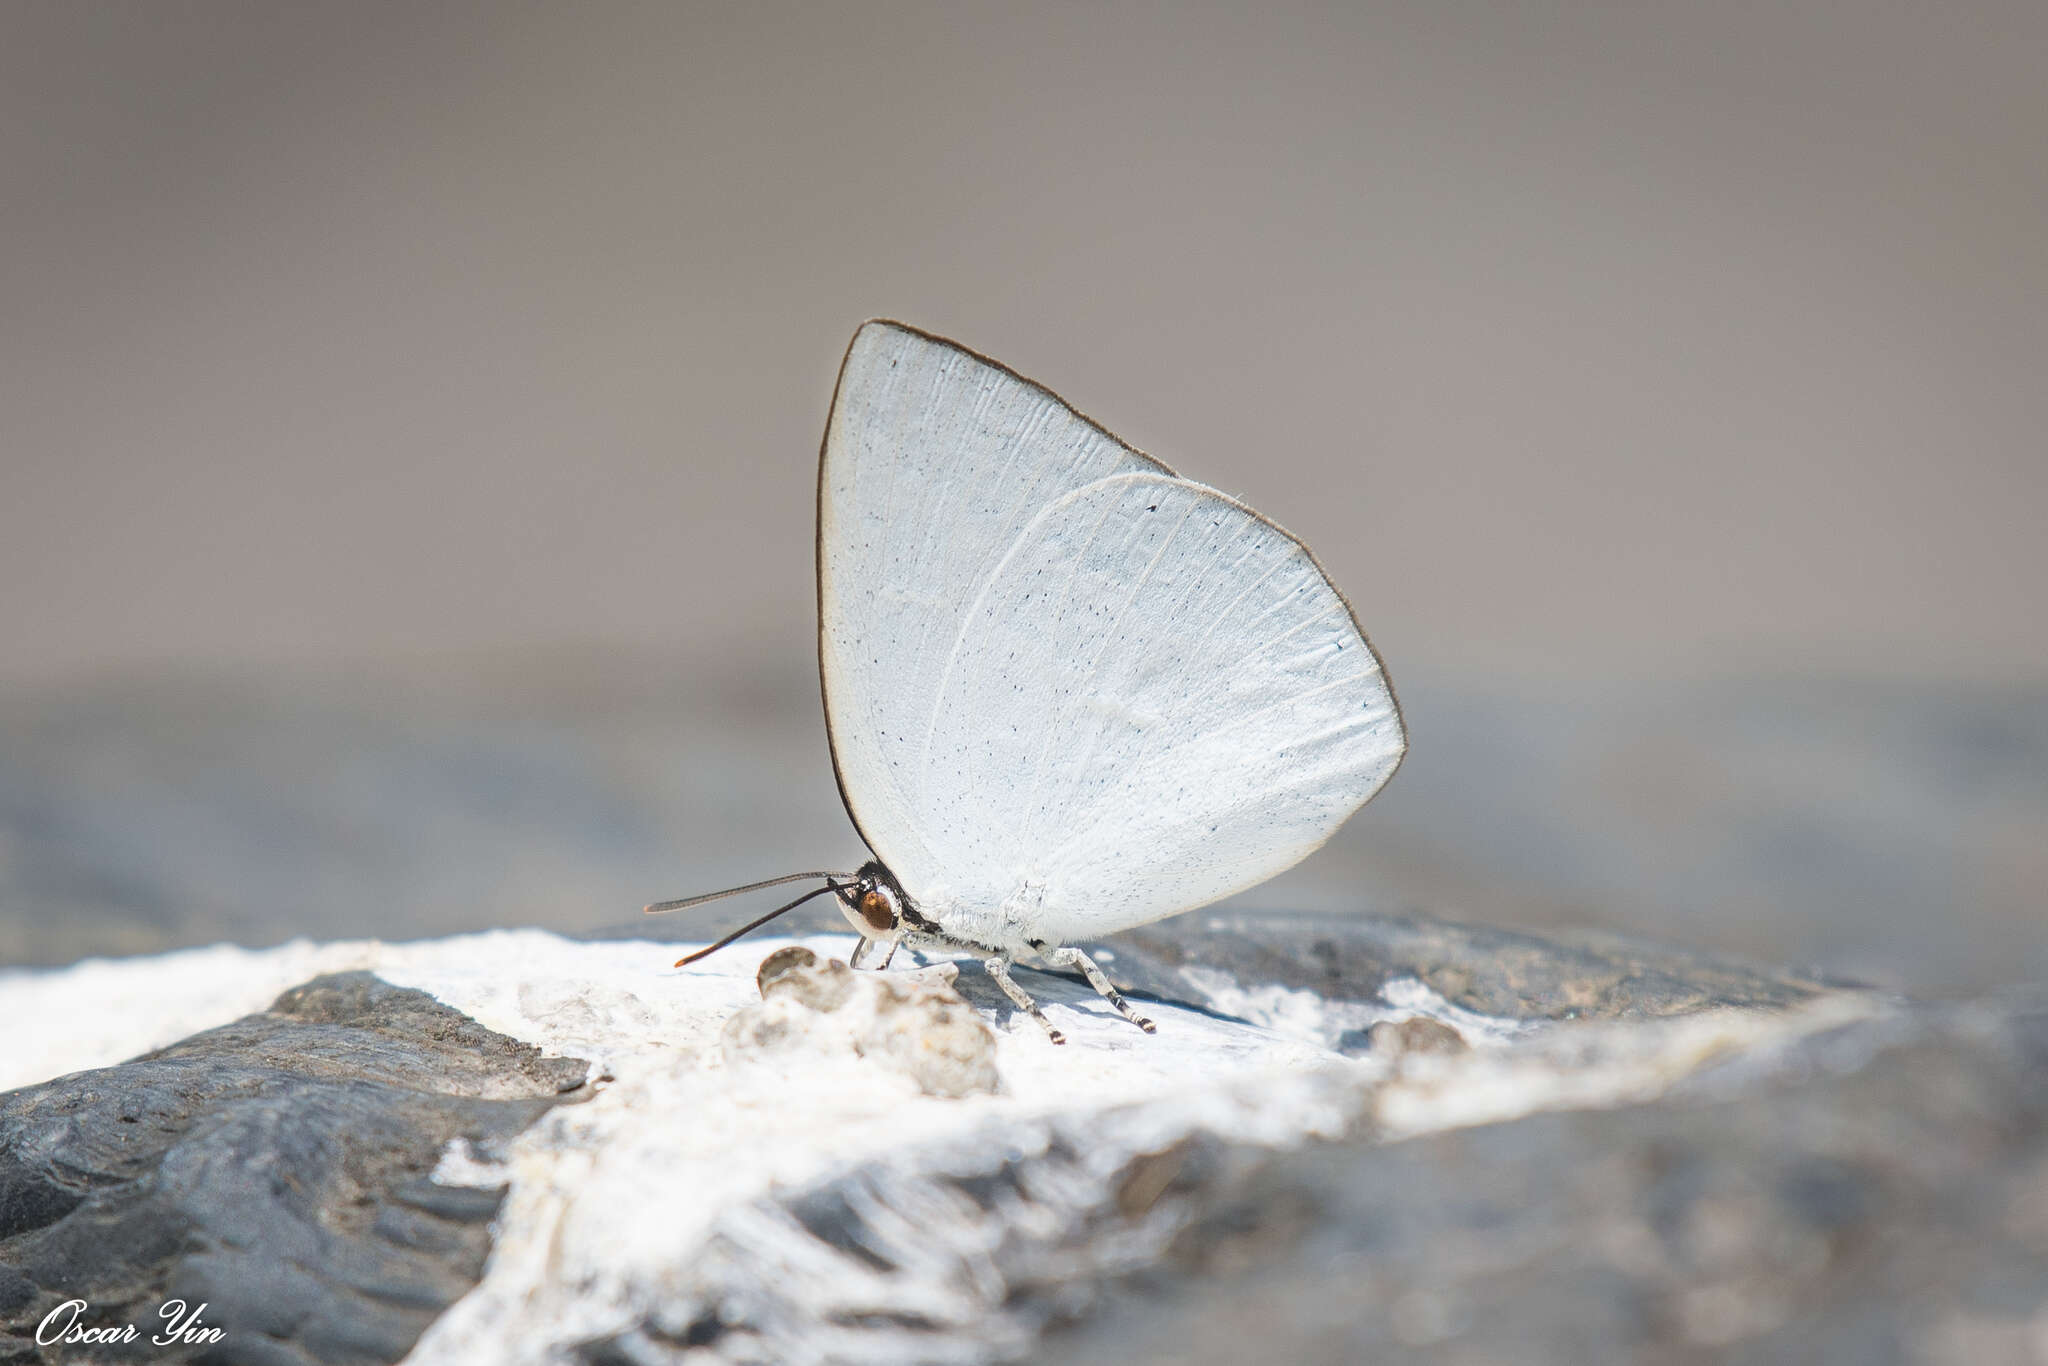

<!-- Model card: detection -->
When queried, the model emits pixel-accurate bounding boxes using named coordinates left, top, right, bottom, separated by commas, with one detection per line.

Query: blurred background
left=2, top=2, right=2042, bottom=991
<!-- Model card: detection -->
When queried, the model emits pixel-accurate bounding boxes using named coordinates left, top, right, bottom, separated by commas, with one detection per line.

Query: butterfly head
left=837, top=860, right=908, bottom=940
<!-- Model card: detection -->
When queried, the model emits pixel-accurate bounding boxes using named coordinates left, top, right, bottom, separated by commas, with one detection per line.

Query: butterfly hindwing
left=914, top=471, right=1402, bottom=938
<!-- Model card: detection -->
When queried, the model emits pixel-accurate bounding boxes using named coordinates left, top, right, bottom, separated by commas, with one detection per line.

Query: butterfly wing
left=818, top=321, right=1165, bottom=893
left=817, top=321, right=1405, bottom=941
left=913, top=470, right=1403, bottom=939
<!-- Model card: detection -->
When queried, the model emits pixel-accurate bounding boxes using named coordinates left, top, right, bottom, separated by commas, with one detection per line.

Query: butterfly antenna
left=643, top=871, right=852, bottom=916
left=671, top=881, right=847, bottom=968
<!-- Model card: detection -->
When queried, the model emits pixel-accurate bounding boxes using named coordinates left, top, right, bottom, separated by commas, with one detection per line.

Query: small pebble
left=1368, top=1017, right=1469, bottom=1057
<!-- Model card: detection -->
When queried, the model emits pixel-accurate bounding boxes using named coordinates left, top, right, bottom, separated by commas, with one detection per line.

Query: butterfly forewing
left=818, top=321, right=1164, bottom=895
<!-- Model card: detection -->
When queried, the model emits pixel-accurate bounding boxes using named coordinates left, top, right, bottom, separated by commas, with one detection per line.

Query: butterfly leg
left=848, top=937, right=901, bottom=970
left=1044, top=946, right=1156, bottom=1033
left=983, top=957, right=1065, bottom=1045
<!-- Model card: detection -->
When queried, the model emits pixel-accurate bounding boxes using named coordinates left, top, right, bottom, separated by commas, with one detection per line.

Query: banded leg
left=848, top=937, right=900, bottom=971
left=983, top=957, right=1065, bottom=1044
left=1045, top=946, right=1156, bottom=1033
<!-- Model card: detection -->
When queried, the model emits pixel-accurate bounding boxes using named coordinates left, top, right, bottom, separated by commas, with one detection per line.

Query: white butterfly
left=650, top=321, right=1406, bottom=1042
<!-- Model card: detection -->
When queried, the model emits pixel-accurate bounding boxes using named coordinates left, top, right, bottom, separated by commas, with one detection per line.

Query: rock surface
left=0, top=909, right=1900, bottom=1366
left=1092, top=909, right=1837, bottom=1036
left=1053, top=996, right=2048, bottom=1365
left=0, top=972, right=588, bottom=1365
left=1, top=912, right=2038, bottom=1365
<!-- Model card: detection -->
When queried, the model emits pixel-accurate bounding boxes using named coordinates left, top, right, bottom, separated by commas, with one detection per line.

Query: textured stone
left=1051, top=997, right=2048, bottom=1364
left=0, top=972, right=588, bottom=1365
left=1095, top=910, right=1833, bottom=1026
left=0, top=911, right=2019, bottom=1366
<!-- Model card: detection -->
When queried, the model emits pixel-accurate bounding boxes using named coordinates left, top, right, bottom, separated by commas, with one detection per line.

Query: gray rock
left=625, top=905, right=1834, bottom=1049
left=1092, top=909, right=1834, bottom=1026
left=563, top=991, right=2046, bottom=1366
left=0, top=972, right=588, bottom=1365
left=0, top=905, right=2018, bottom=1366
left=548, top=913, right=1873, bottom=1366
left=1048, top=998, right=2048, bottom=1364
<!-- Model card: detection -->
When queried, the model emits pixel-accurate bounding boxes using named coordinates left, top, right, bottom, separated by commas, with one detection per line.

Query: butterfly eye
left=858, top=889, right=897, bottom=933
